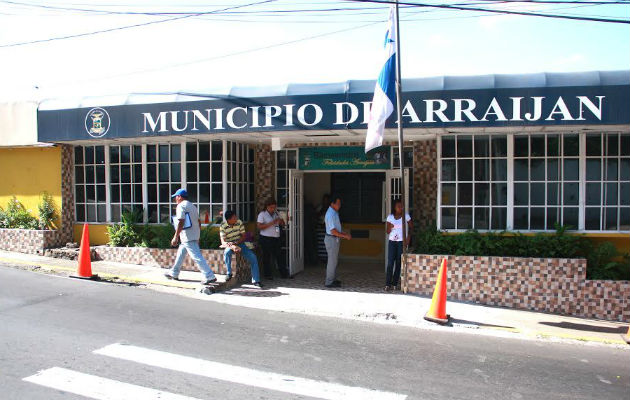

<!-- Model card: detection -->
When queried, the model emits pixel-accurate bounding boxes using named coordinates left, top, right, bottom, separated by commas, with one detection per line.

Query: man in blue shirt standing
left=324, top=194, right=352, bottom=288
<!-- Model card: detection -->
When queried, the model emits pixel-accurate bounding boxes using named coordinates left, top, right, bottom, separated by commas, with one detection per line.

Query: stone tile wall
left=405, top=254, right=630, bottom=322
left=93, top=246, right=251, bottom=282
left=0, top=228, right=61, bottom=255
left=413, top=140, right=437, bottom=227
left=254, top=144, right=274, bottom=213
left=58, top=144, right=75, bottom=246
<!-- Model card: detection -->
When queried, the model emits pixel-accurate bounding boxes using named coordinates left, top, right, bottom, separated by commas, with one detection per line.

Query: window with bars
left=73, top=142, right=255, bottom=224
left=109, top=145, right=143, bottom=222
left=225, top=142, right=255, bottom=222
left=146, top=144, right=182, bottom=223
left=440, top=135, right=508, bottom=230
left=392, top=146, right=414, bottom=215
left=513, top=134, right=580, bottom=230
left=275, top=149, right=298, bottom=209
left=585, top=133, right=630, bottom=231
left=74, top=146, right=107, bottom=222
left=186, top=141, right=224, bottom=224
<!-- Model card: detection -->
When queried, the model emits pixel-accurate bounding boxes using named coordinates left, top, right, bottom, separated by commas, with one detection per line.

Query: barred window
left=74, top=146, right=106, bottom=222
left=276, top=149, right=298, bottom=208
left=186, top=141, right=224, bottom=224
left=392, top=146, right=414, bottom=216
left=513, top=134, right=579, bottom=230
left=437, top=132, right=629, bottom=232
left=585, top=133, right=630, bottom=231
left=109, top=145, right=143, bottom=222
left=440, top=135, right=508, bottom=230
left=146, top=144, right=181, bottom=223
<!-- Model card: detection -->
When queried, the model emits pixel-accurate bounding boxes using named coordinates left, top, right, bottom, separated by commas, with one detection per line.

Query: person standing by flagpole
left=366, top=1, right=409, bottom=293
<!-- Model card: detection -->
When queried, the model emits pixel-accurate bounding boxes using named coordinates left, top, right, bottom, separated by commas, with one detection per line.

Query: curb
left=0, top=256, right=199, bottom=289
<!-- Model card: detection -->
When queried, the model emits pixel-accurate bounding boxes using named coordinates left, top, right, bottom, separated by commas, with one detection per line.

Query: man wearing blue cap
left=164, top=188, right=217, bottom=285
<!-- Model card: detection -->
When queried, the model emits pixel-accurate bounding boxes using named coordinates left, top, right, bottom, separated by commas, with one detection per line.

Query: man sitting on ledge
left=220, top=210, right=262, bottom=288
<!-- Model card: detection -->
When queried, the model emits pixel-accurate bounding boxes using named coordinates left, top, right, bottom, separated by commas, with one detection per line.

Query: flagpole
left=393, top=0, right=408, bottom=294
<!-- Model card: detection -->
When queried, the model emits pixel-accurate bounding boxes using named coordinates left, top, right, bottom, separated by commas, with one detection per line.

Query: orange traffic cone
left=72, top=224, right=96, bottom=280
left=424, top=258, right=450, bottom=325
left=622, top=326, right=630, bottom=345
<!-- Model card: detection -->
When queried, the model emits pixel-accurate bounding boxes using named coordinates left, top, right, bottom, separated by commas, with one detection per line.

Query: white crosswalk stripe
left=23, top=367, right=203, bottom=400
left=94, top=343, right=407, bottom=400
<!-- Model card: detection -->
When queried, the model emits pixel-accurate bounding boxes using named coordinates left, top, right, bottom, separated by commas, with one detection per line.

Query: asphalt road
left=1, top=266, right=628, bottom=400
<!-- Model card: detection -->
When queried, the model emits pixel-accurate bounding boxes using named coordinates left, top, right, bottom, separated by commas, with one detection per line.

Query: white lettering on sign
left=138, top=95, right=607, bottom=134
left=333, top=102, right=359, bottom=125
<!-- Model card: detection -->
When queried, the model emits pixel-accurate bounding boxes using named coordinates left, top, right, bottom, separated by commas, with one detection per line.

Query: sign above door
left=299, top=146, right=390, bottom=170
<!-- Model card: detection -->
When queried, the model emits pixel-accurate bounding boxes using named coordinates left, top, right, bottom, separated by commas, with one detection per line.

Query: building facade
left=1, top=70, right=628, bottom=274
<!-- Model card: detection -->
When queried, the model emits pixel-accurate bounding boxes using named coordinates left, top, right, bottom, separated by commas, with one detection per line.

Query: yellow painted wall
left=340, top=223, right=386, bottom=260
left=73, top=224, right=111, bottom=245
left=0, top=146, right=62, bottom=228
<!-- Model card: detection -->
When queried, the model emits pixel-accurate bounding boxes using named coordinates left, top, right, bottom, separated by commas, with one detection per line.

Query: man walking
left=164, top=188, right=217, bottom=285
left=257, top=198, right=290, bottom=279
left=220, top=210, right=262, bottom=287
left=324, top=194, right=351, bottom=288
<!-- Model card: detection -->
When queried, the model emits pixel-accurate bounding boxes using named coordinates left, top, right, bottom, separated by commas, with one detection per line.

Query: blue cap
left=171, top=188, right=188, bottom=198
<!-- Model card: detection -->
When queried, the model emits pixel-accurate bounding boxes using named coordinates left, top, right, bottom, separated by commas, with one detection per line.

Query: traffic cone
left=622, top=326, right=630, bottom=345
left=72, top=224, right=97, bottom=280
left=204, top=212, right=209, bottom=224
left=424, top=258, right=450, bottom=325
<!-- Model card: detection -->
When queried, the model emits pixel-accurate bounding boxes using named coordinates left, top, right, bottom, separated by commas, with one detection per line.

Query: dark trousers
left=259, top=235, right=289, bottom=278
left=386, top=240, right=403, bottom=286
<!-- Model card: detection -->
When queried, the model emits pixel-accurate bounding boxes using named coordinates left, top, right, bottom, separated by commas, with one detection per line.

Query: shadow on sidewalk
left=451, top=318, right=516, bottom=330
left=539, top=321, right=628, bottom=334
left=223, top=287, right=288, bottom=298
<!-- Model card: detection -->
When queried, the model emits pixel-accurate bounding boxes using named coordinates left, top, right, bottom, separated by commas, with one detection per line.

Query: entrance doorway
left=301, top=172, right=386, bottom=287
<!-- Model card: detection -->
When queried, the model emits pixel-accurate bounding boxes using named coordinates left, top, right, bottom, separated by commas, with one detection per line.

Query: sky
left=0, top=0, right=628, bottom=101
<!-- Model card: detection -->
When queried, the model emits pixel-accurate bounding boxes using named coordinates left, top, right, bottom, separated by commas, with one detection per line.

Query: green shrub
left=413, top=225, right=627, bottom=280
left=38, top=192, right=58, bottom=230
left=140, top=223, right=175, bottom=249
left=585, top=242, right=630, bottom=280
left=199, top=227, right=221, bottom=249
left=107, top=209, right=143, bottom=247
left=0, top=197, right=39, bottom=229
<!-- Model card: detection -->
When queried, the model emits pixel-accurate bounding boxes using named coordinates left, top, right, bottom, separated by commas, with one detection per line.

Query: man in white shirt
left=164, top=188, right=217, bottom=285
left=257, top=198, right=290, bottom=279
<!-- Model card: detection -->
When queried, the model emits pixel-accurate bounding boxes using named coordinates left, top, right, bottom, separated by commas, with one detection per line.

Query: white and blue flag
left=365, top=6, right=397, bottom=154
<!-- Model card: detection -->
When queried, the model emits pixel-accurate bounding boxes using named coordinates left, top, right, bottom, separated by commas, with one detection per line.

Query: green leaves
left=413, top=226, right=628, bottom=280
left=0, top=197, right=39, bottom=230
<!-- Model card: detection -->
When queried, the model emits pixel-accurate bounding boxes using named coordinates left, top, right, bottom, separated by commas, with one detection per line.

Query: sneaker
left=253, top=282, right=263, bottom=288
left=164, top=272, right=179, bottom=281
left=325, top=281, right=341, bottom=288
left=202, top=277, right=217, bottom=285
left=384, top=285, right=391, bottom=292
left=225, top=273, right=232, bottom=282
left=333, top=279, right=342, bottom=285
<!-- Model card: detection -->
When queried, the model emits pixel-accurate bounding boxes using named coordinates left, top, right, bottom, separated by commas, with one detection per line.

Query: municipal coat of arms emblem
left=85, top=107, right=110, bottom=138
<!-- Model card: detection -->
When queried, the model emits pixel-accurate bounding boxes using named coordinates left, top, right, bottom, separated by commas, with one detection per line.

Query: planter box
left=0, top=228, right=62, bottom=255
left=405, top=254, right=630, bottom=322
left=93, top=246, right=251, bottom=283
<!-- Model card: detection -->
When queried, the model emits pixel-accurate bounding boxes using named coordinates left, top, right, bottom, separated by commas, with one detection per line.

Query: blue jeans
left=386, top=240, right=403, bottom=286
left=224, top=244, right=260, bottom=283
left=170, top=240, right=216, bottom=280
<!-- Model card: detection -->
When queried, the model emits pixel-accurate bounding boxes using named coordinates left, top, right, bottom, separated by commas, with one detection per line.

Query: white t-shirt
left=176, top=200, right=200, bottom=243
left=257, top=210, right=281, bottom=238
left=386, top=213, right=411, bottom=242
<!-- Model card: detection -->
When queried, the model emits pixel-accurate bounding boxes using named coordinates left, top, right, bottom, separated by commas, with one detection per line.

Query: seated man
left=220, top=210, right=262, bottom=287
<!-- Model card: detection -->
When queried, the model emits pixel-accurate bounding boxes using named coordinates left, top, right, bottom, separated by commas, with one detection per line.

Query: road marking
left=23, top=367, right=203, bottom=400
left=94, top=343, right=406, bottom=400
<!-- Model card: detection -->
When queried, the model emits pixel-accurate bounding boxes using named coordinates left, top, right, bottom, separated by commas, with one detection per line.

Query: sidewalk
left=1, top=249, right=628, bottom=348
